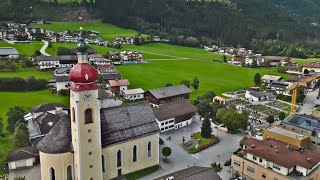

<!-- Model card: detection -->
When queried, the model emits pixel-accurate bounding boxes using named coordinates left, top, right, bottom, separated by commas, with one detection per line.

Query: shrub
left=224, top=159, right=231, bottom=166
left=58, top=89, right=70, bottom=96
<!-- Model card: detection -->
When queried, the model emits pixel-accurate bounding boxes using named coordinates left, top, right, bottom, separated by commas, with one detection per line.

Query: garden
left=186, top=132, right=219, bottom=154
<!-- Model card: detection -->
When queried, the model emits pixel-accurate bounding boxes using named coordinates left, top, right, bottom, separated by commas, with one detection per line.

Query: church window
left=89, top=152, right=92, bottom=155
left=89, top=165, right=93, bottom=168
left=102, top=154, right=106, bottom=173
left=88, top=139, right=92, bottom=143
left=117, top=150, right=122, bottom=167
left=67, top=165, right=73, bottom=180
left=49, top=167, right=56, bottom=180
left=72, top=108, right=75, bottom=123
left=133, top=145, right=137, bottom=162
left=148, top=141, right=152, bottom=157
left=85, top=109, right=93, bottom=124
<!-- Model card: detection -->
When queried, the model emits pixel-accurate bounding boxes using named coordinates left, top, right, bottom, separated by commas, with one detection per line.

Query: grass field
left=32, top=22, right=140, bottom=41
left=0, top=41, right=43, bottom=56
left=292, top=58, right=320, bottom=66
left=0, top=67, right=54, bottom=80
left=0, top=90, right=69, bottom=174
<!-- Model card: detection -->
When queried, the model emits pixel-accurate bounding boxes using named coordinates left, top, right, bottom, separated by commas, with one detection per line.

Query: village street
left=140, top=116, right=243, bottom=180
left=298, top=89, right=318, bottom=115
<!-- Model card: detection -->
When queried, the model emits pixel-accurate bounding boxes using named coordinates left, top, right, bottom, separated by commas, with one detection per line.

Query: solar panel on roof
left=311, top=122, right=320, bottom=128
left=288, top=117, right=305, bottom=125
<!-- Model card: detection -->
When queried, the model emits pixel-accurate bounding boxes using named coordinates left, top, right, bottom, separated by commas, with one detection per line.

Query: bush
left=58, top=89, right=70, bottom=96
left=224, top=159, right=231, bottom=166
left=211, top=162, right=222, bottom=172
left=0, top=77, right=47, bottom=91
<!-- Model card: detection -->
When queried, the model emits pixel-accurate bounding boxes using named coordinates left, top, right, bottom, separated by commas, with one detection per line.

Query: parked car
left=159, top=138, right=164, bottom=145
left=217, top=124, right=228, bottom=132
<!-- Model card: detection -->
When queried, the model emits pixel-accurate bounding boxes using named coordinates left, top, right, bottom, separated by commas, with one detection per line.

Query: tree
left=6, top=106, right=25, bottom=133
left=251, top=59, right=258, bottom=68
left=192, top=76, right=200, bottom=90
left=57, top=47, right=71, bottom=55
left=97, top=74, right=104, bottom=84
left=216, top=108, right=248, bottom=133
left=12, top=121, right=29, bottom=148
left=223, top=55, right=227, bottom=62
left=33, top=50, right=41, bottom=57
left=253, top=73, right=261, bottom=86
left=0, top=117, right=4, bottom=137
left=8, top=63, right=17, bottom=71
left=162, top=147, right=172, bottom=159
left=23, top=59, right=34, bottom=68
left=278, top=112, right=285, bottom=120
left=201, top=114, right=212, bottom=138
left=165, top=83, right=173, bottom=87
left=0, top=62, right=6, bottom=71
left=180, top=80, right=191, bottom=88
left=266, top=115, right=275, bottom=126
left=196, top=101, right=212, bottom=118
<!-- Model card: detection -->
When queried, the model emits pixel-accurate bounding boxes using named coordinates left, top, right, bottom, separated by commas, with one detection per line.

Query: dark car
left=159, top=138, right=164, bottom=145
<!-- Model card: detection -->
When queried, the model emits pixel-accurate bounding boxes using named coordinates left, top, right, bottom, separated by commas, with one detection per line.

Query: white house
left=121, top=88, right=145, bottom=101
left=245, top=91, right=276, bottom=102
left=0, top=47, right=19, bottom=59
left=152, top=100, right=197, bottom=132
left=55, top=75, right=72, bottom=92
left=98, top=89, right=122, bottom=109
left=6, top=146, right=39, bottom=170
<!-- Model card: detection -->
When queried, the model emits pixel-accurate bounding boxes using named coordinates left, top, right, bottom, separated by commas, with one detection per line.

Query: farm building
left=0, top=47, right=19, bottom=59
left=122, top=88, right=145, bottom=101
left=108, top=79, right=130, bottom=95
left=245, top=91, right=276, bottom=102
left=6, top=146, right=39, bottom=170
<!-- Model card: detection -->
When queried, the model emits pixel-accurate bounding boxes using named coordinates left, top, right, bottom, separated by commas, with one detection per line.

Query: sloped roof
left=6, top=146, right=39, bottom=162
left=282, top=114, right=320, bottom=131
left=303, top=62, right=320, bottom=68
left=37, top=116, right=72, bottom=154
left=250, top=91, right=275, bottom=98
left=55, top=75, right=70, bottom=82
left=242, top=138, right=320, bottom=169
left=100, top=101, right=160, bottom=147
left=0, top=47, right=19, bottom=56
left=261, top=75, right=283, bottom=81
left=148, top=85, right=192, bottom=99
left=152, top=100, right=197, bottom=121
left=122, top=88, right=144, bottom=95
left=102, top=73, right=122, bottom=81
left=30, top=103, right=64, bottom=113
left=98, top=89, right=112, bottom=100
left=34, top=112, right=61, bottom=134
left=109, top=79, right=130, bottom=87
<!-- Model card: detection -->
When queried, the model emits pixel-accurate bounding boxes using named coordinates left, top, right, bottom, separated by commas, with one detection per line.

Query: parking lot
left=140, top=116, right=244, bottom=180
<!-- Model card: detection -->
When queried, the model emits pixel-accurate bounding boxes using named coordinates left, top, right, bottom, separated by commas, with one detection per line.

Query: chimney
left=275, top=150, right=278, bottom=154
left=251, top=144, right=255, bottom=149
left=307, top=158, right=311, bottom=162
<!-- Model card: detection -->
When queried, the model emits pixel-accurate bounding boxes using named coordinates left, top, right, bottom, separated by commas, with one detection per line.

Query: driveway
left=140, top=117, right=243, bottom=180
left=298, top=89, right=318, bottom=115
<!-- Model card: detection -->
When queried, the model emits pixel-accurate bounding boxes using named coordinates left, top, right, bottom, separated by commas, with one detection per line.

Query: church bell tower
left=69, top=38, right=103, bottom=180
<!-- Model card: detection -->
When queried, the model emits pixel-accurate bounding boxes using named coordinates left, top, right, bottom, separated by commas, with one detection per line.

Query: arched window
left=67, top=165, right=73, bottom=180
left=49, top=167, right=56, bottom=180
left=117, top=150, right=122, bottom=167
left=148, top=141, right=152, bottom=157
left=72, top=108, right=75, bottom=123
left=85, top=109, right=93, bottom=124
left=102, top=154, right=106, bottom=173
left=133, top=145, right=137, bottom=162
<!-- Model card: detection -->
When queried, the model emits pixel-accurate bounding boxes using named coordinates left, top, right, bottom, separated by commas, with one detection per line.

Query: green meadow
left=0, top=41, right=43, bottom=56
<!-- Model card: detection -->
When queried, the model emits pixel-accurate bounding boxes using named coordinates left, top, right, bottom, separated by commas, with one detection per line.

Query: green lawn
left=0, top=41, right=43, bottom=56
left=0, top=90, right=69, bottom=175
left=32, top=21, right=139, bottom=42
left=193, top=132, right=217, bottom=146
left=0, top=67, right=54, bottom=80
left=292, top=58, right=320, bottom=66
left=124, top=165, right=159, bottom=180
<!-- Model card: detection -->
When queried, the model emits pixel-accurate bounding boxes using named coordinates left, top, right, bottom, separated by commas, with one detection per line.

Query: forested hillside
left=96, top=0, right=320, bottom=58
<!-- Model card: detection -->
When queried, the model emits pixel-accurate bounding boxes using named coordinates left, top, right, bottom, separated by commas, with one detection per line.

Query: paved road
left=140, top=117, right=243, bottom=180
left=298, top=89, right=318, bottom=115
left=40, top=40, right=51, bottom=56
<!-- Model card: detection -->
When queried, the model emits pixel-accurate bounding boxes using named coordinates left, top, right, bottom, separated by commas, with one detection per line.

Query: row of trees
left=165, top=76, right=200, bottom=90
left=0, top=76, right=47, bottom=91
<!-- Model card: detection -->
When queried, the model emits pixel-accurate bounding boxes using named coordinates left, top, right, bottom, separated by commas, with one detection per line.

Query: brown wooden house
left=145, top=84, right=192, bottom=107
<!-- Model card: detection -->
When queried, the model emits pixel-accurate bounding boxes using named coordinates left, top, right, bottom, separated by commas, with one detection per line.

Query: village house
left=120, top=51, right=143, bottom=64
left=121, top=88, right=145, bottom=101
left=0, top=47, right=19, bottom=59
left=264, top=56, right=291, bottom=66
left=6, top=146, right=40, bottom=171
left=152, top=99, right=197, bottom=132
left=107, top=51, right=122, bottom=64
left=98, top=89, right=122, bottom=109
left=245, top=91, right=276, bottom=102
left=261, top=75, right=284, bottom=88
left=108, top=79, right=130, bottom=95
left=302, top=62, right=320, bottom=74
left=53, top=75, right=72, bottom=92
left=145, top=85, right=192, bottom=107
left=286, top=66, right=301, bottom=75
left=35, top=55, right=78, bottom=70
left=98, top=64, right=123, bottom=84
left=232, top=137, right=320, bottom=180
left=89, top=54, right=111, bottom=66
left=155, top=166, right=221, bottom=180
left=270, top=81, right=290, bottom=95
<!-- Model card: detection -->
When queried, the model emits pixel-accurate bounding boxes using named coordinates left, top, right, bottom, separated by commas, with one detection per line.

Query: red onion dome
left=69, top=63, right=98, bottom=83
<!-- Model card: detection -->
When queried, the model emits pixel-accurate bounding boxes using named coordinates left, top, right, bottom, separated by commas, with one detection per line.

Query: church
left=35, top=39, right=160, bottom=180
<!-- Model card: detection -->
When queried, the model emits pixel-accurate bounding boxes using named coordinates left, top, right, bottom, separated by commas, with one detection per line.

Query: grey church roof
left=37, top=116, right=72, bottom=154
left=148, top=85, right=192, bottom=99
left=37, top=102, right=159, bottom=154
left=30, top=103, right=64, bottom=113
left=34, top=112, right=61, bottom=134
left=100, top=101, right=160, bottom=147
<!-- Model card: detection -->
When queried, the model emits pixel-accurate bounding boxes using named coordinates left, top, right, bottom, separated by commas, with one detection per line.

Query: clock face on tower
left=83, top=92, right=93, bottom=101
